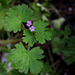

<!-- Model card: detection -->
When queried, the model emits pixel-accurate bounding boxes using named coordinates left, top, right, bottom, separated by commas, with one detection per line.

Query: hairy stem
left=0, top=39, right=22, bottom=45
left=27, top=46, right=30, bottom=52
left=47, top=48, right=56, bottom=72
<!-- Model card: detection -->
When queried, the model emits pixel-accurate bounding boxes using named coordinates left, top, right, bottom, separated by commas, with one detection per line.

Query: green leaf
left=7, top=42, right=44, bottom=74
left=11, top=69, right=34, bottom=75
left=52, top=37, right=64, bottom=55
left=63, top=25, right=71, bottom=38
left=62, top=36, right=75, bottom=65
left=31, top=2, right=40, bottom=11
left=41, top=62, right=59, bottom=75
left=51, top=28, right=63, bottom=38
left=23, top=29, right=36, bottom=47
left=31, top=2, right=42, bottom=21
left=0, top=0, right=7, bottom=7
left=33, top=20, right=51, bottom=44
left=52, top=17, right=65, bottom=29
left=0, top=0, right=12, bottom=5
left=5, top=4, right=33, bottom=33
left=0, top=63, right=7, bottom=75
left=6, top=0, right=12, bottom=5
left=0, top=7, right=8, bottom=30
left=31, top=11, right=42, bottom=21
left=23, top=21, right=52, bottom=46
left=44, top=30, right=52, bottom=41
left=11, top=69, right=25, bottom=75
left=41, top=62, right=50, bottom=74
left=42, top=14, right=48, bottom=21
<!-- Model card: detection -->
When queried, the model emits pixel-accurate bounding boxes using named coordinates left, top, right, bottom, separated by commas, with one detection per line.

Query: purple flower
left=1, top=53, right=8, bottom=63
left=27, top=21, right=32, bottom=25
left=7, top=62, right=12, bottom=70
left=29, top=26, right=35, bottom=32
left=26, top=24, right=31, bottom=27
left=26, top=21, right=32, bottom=27
left=1, top=53, right=12, bottom=70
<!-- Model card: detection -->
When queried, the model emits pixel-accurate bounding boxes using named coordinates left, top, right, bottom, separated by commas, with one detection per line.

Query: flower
left=27, top=21, right=32, bottom=25
left=29, top=26, right=35, bottom=32
left=1, top=53, right=8, bottom=63
left=26, top=24, right=31, bottom=27
left=1, top=53, right=12, bottom=70
left=7, top=62, right=12, bottom=70
left=26, top=21, right=32, bottom=27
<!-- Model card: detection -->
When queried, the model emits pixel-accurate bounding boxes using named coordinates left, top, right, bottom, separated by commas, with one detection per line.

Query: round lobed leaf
left=8, top=42, right=44, bottom=74
left=33, top=20, right=51, bottom=44
left=5, top=4, right=33, bottom=33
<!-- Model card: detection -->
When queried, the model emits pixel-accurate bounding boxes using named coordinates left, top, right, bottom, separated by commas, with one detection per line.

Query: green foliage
left=62, top=36, right=75, bottom=65
left=0, top=1, right=75, bottom=75
left=31, top=2, right=42, bottom=21
left=62, top=25, right=71, bottom=38
left=52, top=17, right=65, bottom=29
left=32, top=11, right=42, bottom=21
left=7, top=42, right=44, bottom=74
left=51, top=25, right=75, bottom=65
left=0, top=7, right=8, bottom=30
left=23, top=26, right=51, bottom=46
left=0, top=63, right=7, bottom=75
left=51, top=25, right=71, bottom=55
left=23, top=29, right=36, bottom=47
left=52, top=37, right=64, bottom=55
left=5, top=4, right=33, bottom=33
left=11, top=69, right=25, bottom=75
left=0, top=0, right=7, bottom=7
left=33, top=20, right=51, bottom=44
left=4, top=3, right=52, bottom=74
left=6, top=0, right=12, bottom=5
left=41, top=62, right=59, bottom=75
left=48, top=28, right=63, bottom=55
left=31, top=2, right=49, bottom=21
left=41, top=62, right=50, bottom=74
left=49, top=70, right=59, bottom=75
left=50, top=28, right=62, bottom=39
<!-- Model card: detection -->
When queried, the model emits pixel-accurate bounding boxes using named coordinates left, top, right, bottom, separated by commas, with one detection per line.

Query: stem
left=0, top=39, right=22, bottom=45
left=51, top=59, right=61, bottom=69
left=14, top=33, right=22, bottom=39
left=7, top=31, right=11, bottom=39
left=0, top=47, right=11, bottom=51
left=47, top=48, right=56, bottom=72
left=27, top=46, right=30, bottom=52
left=22, top=23, right=26, bottom=30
